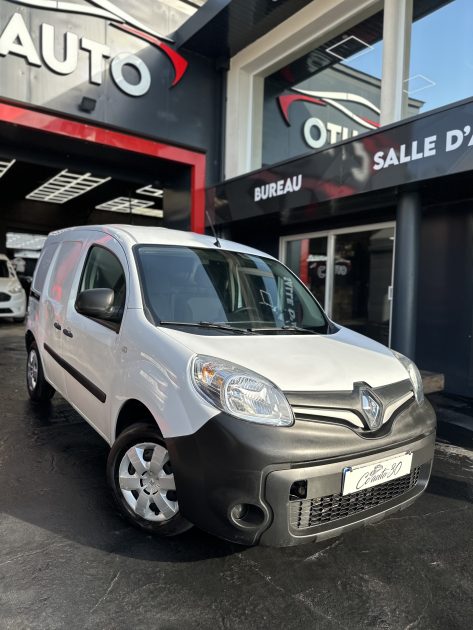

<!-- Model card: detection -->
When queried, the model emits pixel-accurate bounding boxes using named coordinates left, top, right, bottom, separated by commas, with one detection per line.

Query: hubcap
left=118, top=442, right=178, bottom=522
left=27, top=350, right=38, bottom=391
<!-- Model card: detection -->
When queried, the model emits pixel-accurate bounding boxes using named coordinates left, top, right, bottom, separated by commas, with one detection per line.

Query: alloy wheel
left=27, top=349, right=39, bottom=392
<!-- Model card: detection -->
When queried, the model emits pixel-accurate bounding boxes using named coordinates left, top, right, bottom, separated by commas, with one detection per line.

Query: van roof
left=48, top=225, right=276, bottom=259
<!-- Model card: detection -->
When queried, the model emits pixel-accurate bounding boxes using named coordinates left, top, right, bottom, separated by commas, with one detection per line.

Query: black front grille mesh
left=290, top=467, right=420, bottom=529
left=0, top=292, right=10, bottom=302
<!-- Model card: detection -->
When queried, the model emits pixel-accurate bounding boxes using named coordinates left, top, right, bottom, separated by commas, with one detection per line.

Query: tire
left=107, top=423, right=193, bottom=536
left=26, top=341, right=55, bottom=402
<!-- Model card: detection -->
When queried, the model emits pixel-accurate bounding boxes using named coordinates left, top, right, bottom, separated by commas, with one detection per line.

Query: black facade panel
left=0, top=2, right=223, bottom=182
left=417, top=205, right=473, bottom=396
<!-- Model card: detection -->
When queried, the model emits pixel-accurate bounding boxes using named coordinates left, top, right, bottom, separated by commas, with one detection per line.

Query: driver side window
left=79, top=246, right=126, bottom=323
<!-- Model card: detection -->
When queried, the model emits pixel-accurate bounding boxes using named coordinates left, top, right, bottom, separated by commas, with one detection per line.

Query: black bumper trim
left=166, top=399, right=436, bottom=546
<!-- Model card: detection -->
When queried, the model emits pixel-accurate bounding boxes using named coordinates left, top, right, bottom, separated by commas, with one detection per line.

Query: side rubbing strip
left=44, top=343, right=107, bottom=403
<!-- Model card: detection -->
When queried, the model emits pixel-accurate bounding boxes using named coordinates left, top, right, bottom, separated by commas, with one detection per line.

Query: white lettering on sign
left=373, top=125, right=473, bottom=172
left=303, top=117, right=359, bottom=149
left=0, top=12, right=41, bottom=66
left=110, top=53, right=151, bottom=97
left=373, top=135, right=438, bottom=171
left=0, top=10, right=185, bottom=97
left=254, top=175, right=302, bottom=202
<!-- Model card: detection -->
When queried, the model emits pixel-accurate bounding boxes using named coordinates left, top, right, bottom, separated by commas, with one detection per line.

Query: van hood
left=159, top=326, right=409, bottom=392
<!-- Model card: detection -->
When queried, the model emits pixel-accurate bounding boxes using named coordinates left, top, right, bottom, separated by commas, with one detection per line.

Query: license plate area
left=342, top=452, right=413, bottom=496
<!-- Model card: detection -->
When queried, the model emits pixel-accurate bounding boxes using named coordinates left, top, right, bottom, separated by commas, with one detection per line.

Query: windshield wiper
left=159, top=321, right=255, bottom=335
left=248, top=325, right=321, bottom=335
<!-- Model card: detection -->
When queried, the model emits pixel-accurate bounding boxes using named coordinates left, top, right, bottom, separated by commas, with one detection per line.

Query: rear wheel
left=26, top=341, right=55, bottom=402
left=107, top=423, right=192, bottom=536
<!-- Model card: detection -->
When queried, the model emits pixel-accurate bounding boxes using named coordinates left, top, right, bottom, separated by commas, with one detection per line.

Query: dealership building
left=0, top=0, right=472, bottom=399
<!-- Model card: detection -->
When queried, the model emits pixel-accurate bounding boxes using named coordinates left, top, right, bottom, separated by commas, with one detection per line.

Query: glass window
left=32, top=244, right=59, bottom=294
left=332, top=228, right=394, bottom=345
left=262, top=11, right=384, bottom=164
left=136, top=246, right=329, bottom=333
left=0, top=260, right=10, bottom=278
left=48, top=242, right=83, bottom=304
left=79, top=246, right=126, bottom=322
left=406, top=0, right=473, bottom=117
left=285, top=237, right=328, bottom=308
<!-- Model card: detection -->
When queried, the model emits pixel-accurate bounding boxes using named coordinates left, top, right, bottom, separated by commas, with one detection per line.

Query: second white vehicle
left=25, top=225, right=436, bottom=546
left=0, top=254, right=27, bottom=322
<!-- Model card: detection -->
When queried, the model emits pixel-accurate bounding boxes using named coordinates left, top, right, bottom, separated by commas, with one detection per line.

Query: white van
left=0, top=253, right=27, bottom=322
left=25, top=225, right=436, bottom=546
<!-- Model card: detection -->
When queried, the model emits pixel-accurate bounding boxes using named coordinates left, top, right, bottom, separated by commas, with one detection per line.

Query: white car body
left=25, top=225, right=436, bottom=546
left=0, top=254, right=27, bottom=321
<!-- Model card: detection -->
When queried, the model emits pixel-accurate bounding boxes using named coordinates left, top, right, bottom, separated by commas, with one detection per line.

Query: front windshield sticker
left=283, top=277, right=297, bottom=324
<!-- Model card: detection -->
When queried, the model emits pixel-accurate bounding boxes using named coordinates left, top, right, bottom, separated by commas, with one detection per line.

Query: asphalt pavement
left=1, top=322, right=472, bottom=630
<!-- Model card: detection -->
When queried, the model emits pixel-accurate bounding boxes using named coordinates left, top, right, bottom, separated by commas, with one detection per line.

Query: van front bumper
left=166, top=399, right=436, bottom=547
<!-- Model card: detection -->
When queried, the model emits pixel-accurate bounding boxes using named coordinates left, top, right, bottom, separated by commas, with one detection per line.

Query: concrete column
left=380, top=0, right=413, bottom=125
left=391, top=192, right=421, bottom=359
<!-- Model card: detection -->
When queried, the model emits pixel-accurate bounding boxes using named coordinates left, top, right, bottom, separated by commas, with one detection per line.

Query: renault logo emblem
left=360, top=389, right=382, bottom=431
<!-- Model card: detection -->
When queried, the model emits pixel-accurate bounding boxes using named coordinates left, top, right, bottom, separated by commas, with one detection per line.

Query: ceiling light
left=403, top=74, right=436, bottom=95
left=26, top=170, right=111, bottom=204
left=0, top=159, right=15, bottom=179
left=96, top=197, right=163, bottom=218
left=136, top=185, right=164, bottom=198
left=96, top=197, right=155, bottom=212
left=6, top=232, right=47, bottom=250
left=132, top=207, right=164, bottom=218
left=326, top=35, right=374, bottom=62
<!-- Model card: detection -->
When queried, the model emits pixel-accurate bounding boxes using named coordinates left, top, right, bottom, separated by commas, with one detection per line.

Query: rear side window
left=32, top=243, right=59, bottom=294
left=47, top=241, right=83, bottom=304
left=79, top=246, right=126, bottom=323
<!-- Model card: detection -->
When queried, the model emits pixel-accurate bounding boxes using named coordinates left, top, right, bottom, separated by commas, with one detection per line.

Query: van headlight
left=10, top=285, right=23, bottom=294
left=191, top=355, right=294, bottom=426
left=392, top=351, right=424, bottom=404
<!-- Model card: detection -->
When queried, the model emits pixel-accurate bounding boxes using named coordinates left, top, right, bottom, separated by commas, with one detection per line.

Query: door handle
left=63, top=329, right=73, bottom=338
left=53, top=322, right=62, bottom=331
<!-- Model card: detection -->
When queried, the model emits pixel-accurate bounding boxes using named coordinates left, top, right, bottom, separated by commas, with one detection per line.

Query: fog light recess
left=290, top=480, right=307, bottom=500
left=230, top=503, right=266, bottom=529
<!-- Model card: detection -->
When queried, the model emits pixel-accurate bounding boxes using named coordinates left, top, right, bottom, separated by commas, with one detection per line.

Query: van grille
left=290, top=467, right=420, bottom=529
left=0, top=292, right=10, bottom=302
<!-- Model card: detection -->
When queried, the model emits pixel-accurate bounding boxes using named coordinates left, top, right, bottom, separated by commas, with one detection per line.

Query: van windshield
left=135, top=246, right=330, bottom=334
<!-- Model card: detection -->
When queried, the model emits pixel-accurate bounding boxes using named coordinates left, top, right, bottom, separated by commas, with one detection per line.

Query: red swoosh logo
left=278, top=94, right=326, bottom=125
left=113, top=23, right=188, bottom=86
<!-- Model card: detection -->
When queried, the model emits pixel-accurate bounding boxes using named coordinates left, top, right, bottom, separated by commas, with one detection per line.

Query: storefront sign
left=210, top=98, right=473, bottom=226
left=278, top=89, right=379, bottom=150
left=254, top=174, right=302, bottom=201
left=373, top=126, right=473, bottom=171
left=0, top=1, right=188, bottom=96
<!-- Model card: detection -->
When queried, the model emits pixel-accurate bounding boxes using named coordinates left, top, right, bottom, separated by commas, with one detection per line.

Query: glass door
left=284, top=236, right=328, bottom=309
left=281, top=223, right=395, bottom=345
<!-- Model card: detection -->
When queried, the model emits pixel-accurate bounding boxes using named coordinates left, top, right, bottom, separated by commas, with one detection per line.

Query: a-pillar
left=391, top=191, right=421, bottom=359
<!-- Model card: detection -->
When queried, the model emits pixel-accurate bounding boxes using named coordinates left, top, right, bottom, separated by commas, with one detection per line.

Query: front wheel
left=107, top=423, right=192, bottom=536
left=26, top=341, right=55, bottom=402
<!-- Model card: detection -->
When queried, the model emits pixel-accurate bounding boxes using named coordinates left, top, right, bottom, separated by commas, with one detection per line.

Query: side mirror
left=76, top=288, right=115, bottom=319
